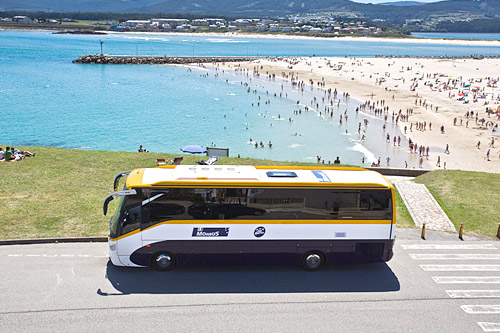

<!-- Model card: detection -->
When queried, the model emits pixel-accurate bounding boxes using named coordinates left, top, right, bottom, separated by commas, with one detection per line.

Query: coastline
left=2, top=29, right=499, bottom=172
left=3, top=27, right=500, bottom=47
left=104, top=30, right=500, bottom=47
left=217, top=57, right=500, bottom=173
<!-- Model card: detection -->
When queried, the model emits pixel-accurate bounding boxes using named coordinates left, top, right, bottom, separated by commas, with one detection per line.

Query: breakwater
left=73, top=54, right=260, bottom=65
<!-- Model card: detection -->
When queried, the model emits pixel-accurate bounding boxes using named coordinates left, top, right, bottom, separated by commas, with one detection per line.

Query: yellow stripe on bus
left=109, top=228, right=142, bottom=241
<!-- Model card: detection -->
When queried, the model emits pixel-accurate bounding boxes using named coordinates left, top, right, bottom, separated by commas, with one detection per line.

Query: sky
left=352, top=0, right=442, bottom=3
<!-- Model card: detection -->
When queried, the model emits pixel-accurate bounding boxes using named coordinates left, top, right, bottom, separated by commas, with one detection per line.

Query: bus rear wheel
left=151, top=252, right=176, bottom=271
left=301, top=251, right=325, bottom=271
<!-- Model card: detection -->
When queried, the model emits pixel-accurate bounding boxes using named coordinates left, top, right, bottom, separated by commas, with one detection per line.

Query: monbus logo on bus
left=254, top=226, right=266, bottom=237
left=192, top=227, right=229, bottom=237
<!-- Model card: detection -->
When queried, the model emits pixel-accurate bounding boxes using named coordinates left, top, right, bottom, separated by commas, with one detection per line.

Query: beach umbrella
left=181, top=145, right=207, bottom=154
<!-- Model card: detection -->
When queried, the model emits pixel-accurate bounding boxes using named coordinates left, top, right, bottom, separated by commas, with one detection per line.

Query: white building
left=256, top=23, right=267, bottom=32
left=13, top=16, right=33, bottom=23
left=123, top=20, right=151, bottom=29
left=192, top=19, right=208, bottom=26
left=150, top=18, right=188, bottom=28
left=269, top=24, right=280, bottom=32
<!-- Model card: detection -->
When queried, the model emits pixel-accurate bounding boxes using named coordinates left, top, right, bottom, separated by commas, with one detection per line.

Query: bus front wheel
left=151, top=252, right=176, bottom=271
left=301, top=251, right=325, bottom=271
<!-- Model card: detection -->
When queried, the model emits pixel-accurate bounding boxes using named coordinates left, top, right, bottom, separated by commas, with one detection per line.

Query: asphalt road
left=0, top=230, right=499, bottom=332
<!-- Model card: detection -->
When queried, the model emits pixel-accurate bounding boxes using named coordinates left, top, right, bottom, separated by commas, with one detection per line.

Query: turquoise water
left=412, top=32, right=500, bottom=40
left=2, top=30, right=500, bottom=164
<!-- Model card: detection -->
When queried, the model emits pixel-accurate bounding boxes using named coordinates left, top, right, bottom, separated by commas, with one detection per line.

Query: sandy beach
left=218, top=57, right=500, bottom=173
left=101, top=30, right=500, bottom=47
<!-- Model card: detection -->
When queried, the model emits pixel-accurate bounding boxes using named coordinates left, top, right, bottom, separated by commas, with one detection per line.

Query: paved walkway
left=387, top=176, right=456, bottom=232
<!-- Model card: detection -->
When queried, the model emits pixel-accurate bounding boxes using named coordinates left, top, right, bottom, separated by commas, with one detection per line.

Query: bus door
left=115, top=188, right=145, bottom=257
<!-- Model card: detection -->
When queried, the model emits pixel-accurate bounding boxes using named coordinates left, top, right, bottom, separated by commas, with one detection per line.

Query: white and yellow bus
left=104, top=165, right=395, bottom=271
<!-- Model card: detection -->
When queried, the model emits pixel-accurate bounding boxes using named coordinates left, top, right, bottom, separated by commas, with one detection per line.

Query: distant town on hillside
left=2, top=0, right=500, bottom=33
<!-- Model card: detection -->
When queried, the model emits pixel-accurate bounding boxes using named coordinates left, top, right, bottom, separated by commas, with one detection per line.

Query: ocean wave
left=287, top=143, right=304, bottom=148
left=122, top=36, right=169, bottom=42
left=205, top=39, right=249, bottom=43
left=349, top=142, right=377, bottom=163
left=357, top=109, right=383, bottom=121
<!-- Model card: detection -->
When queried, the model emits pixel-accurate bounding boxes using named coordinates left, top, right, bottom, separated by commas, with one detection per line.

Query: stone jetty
left=73, top=54, right=260, bottom=65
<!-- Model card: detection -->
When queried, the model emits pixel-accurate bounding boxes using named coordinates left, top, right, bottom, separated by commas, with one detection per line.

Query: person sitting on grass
left=1, top=147, right=35, bottom=162
left=14, top=148, right=35, bottom=158
left=3, top=147, right=14, bottom=161
left=0, top=147, right=4, bottom=160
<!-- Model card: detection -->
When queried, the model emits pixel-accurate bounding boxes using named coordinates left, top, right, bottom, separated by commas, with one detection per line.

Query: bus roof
left=125, top=166, right=393, bottom=189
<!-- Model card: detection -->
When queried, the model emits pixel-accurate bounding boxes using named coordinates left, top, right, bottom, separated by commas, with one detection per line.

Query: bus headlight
left=109, top=243, right=116, bottom=251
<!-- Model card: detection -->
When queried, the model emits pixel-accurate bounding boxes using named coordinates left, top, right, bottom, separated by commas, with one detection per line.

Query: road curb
left=0, top=237, right=107, bottom=246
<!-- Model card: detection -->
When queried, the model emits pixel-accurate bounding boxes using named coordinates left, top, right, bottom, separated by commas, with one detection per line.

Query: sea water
left=1, top=30, right=500, bottom=164
left=412, top=32, right=500, bottom=41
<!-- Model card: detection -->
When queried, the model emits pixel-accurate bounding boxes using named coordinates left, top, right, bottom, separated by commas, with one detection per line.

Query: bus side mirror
left=103, top=194, right=114, bottom=216
left=113, top=171, right=131, bottom=191
left=103, top=189, right=137, bottom=216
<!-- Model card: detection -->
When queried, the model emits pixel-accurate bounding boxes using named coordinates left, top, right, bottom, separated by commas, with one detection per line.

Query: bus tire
left=151, top=252, right=176, bottom=271
left=301, top=251, right=325, bottom=271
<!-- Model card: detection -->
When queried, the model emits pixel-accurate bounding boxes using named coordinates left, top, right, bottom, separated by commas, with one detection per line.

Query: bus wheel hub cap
left=306, top=254, right=320, bottom=268
left=156, top=254, right=172, bottom=267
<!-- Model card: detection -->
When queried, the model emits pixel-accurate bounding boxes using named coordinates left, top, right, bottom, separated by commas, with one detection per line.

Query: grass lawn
left=395, top=188, right=415, bottom=230
left=2, top=145, right=417, bottom=239
left=415, top=170, right=500, bottom=238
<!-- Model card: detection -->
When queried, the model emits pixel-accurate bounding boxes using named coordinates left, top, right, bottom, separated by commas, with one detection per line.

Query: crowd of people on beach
left=219, top=56, right=500, bottom=170
left=226, top=60, right=425, bottom=168
left=0, top=146, right=35, bottom=162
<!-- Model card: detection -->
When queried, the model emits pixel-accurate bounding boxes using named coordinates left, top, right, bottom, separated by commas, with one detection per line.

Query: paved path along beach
left=388, top=176, right=456, bottom=232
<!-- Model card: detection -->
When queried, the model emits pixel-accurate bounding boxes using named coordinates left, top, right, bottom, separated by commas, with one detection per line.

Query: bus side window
left=148, top=189, right=187, bottom=226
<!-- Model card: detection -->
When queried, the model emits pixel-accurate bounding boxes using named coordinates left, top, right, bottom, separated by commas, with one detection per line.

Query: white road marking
left=3, top=253, right=105, bottom=258
left=446, top=290, right=500, bottom=298
left=410, top=254, right=500, bottom=260
left=421, top=265, right=500, bottom=271
left=402, top=244, right=497, bottom=250
left=478, top=322, right=500, bottom=332
left=461, top=305, right=500, bottom=314
left=433, top=276, right=500, bottom=284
